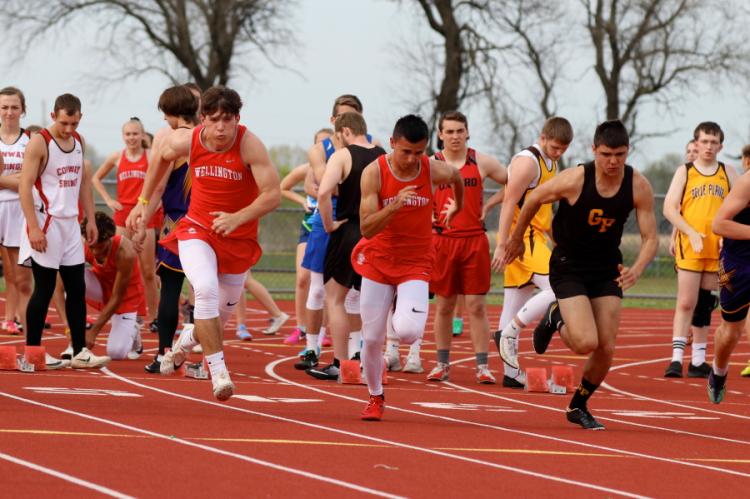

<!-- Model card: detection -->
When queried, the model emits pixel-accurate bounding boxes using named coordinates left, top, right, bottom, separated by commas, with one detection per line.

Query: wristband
left=137, top=196, right=149, bottom=206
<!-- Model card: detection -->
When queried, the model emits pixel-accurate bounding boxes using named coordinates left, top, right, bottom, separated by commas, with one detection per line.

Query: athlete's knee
left=192, top=283, right=220, bottom=319
left=306, top=272, right=325, bottom=311
left=391, top=313, right=423, bottom=345
left=15, top=273, right=32, bottom=295
left=569, top=333, right=598, bottom=355
left=691, top=288, right=718, bottom=328
left=464, top=296, right=486, bottom=317
left=344, top=288, right=360, bottom=315
left=434, top=298, right=455, bottom=317
left=106, top=342, right=130, bottom=360
left=675, top=292, right=698, bottom=313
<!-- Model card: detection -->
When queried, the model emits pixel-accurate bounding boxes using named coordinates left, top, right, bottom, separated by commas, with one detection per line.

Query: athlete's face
left=539, top=136, right=569, bottom=162
left=438, top=120, right=468, bottom=153
left=0, top=94, right=23, bottom=126
left=685, top=141, right=699, bottom=162
left=742, top=156, right=750, bottom=172
left=592, top=144, right=629, bottom=177
left=122, top=123, right=143, bottom=149
left=201, top=111, right=239, bottom=147
left=695, top=131, right=722, bottom=161
left=390, top=136, right=427, bottom=171
left=330, top=104, right=360, bottom=124
left=88, top=238, right=112, bottom=263
left=164, top=114, right=179, bottom=130
left=50, top=110, right=81, bottom=140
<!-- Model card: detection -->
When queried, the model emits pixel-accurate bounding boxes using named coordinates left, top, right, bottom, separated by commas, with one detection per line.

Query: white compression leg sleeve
left=106, top=312, right=139, bottom=360
left=359, top=277, right=395, bottom=396
left=499, top=286, right=534, bottom=330
left=218, top=272, right=248, bottom=326
left=391, top=280, right=429, bottom=345
left=306, top=271, right=325, bottom=311
left=179, top=239, right=220, bottom=320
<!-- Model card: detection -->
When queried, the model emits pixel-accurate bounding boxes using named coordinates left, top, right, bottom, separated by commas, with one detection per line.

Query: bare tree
left=1, top=0, right=296, bottom=89
left=582, top=0, right=748, bottom=140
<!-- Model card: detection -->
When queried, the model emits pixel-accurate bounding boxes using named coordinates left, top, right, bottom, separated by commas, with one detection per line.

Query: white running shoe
left=263, top=312, right=290, bottom=335
left=427, top=362, right=450, bottom=381
left=384, top=351, right=402, bottom=372
left=402, top=355, right=424, bottom=373
left=70, top=348, right=110, bottom=369
left=60, top=344, right=74, bottom=361
left=476, top=364, right=497, bottom=384
left=161, top=324, right=194, bottom=375
left=499, top=333, right=519, bottom=370
left=45, top=353, right=70, bottom=370
left=127, top=331, right=143, bottom=360
left=212, top=370, right=235, bottom=401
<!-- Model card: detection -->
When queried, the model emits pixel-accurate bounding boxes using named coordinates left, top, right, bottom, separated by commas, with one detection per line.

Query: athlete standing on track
left=353, top=114, right=463, bottom=421
left=504, top=120, right=657, bottom=429
left=710, top=167, right=750, bottom=402
left=491, top=117, right=573, bottom=388
left=663, top=122, right=735, bottom=378
left=137, top=86, right=280, bottom=401
left=19, top=93, right=110, bottom=369
left=425, top=111, right=507, bottom=384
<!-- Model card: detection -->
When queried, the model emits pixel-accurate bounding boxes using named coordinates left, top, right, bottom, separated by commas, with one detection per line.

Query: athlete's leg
left=556, top=295, right=599, bottom=354
left=178, top=239, right=221, bottom=355
left=345, top=288, right=362, bottom=358
left=714, top=319, right=745, bottom=373
left=11, top=248, right=32, bottom=334
left=690, top=271, right=718, bottom=368
left=582, top=295, right=621, bottom=385
left=217, top=272, right=246, bottom=327
left=118, top=226, right=159, bottom=322
left=359, top=277, right=394, bottom=396
left=465, top=294, right=490, bottom=364
left=2, top=246, right=18, bottom=326
left=246, top=271, right=283, bottom=317
left=294, top=242, right=310, bottom=331
left=670, top=269, right=702, bottom=363
left=52, top=275, right=68, bottom=329
left=392, top=280, right=429, bottom=345
left=304, top=271, right=325, bottom=351
left=26, top=261, right=58, bottom=347
left=156, top=266, right=184, bottom=355
left=499, top=286, right=534, bottom=330
left=106, top=312, right=139, bottom=360
left=58, top=263, right=87, bottom=355
left=433, top=294, right=458, bottom=364
left=324, top=278, right=351, bottom=362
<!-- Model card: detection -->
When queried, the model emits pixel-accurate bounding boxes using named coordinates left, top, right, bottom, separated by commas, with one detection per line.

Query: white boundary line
left=0, top=450, right=134, bottom=498
left=0, top=390, right=402, bottom=499
left=100, top=366, right=647, bottom=498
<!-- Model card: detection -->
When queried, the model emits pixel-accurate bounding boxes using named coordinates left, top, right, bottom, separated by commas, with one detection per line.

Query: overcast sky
left=7, top=0, right=749, bottom=173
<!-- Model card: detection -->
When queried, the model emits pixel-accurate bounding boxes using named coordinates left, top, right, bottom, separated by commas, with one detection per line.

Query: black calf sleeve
left=26, top=261, right=58, bottom=346
left=691, top=288, right=718, bottom=328
left=59, top=263, right=87, bottom=355
left=157, top=266, right=185, bottom=355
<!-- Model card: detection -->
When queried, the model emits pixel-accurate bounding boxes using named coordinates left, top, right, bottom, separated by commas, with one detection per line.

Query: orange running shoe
left=361, top=394, right=385, bottom=421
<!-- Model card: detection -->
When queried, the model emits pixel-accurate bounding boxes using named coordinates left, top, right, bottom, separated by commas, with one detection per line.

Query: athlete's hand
left=325, top=218, right=348, bottom=233
left=503, top=237, right=525, bottom=266
left=491, top=243, right=506, bottom=273
left=85, top=326, right=100, bottom=350
left=211, top=211, right=243, bottom=236
left=106, top=199, right=123, bottom=212
left=668, top=237, right=676, bottom=257
left=131, top=226, right=146, bottom=254
left=616, top=263, right=639, bottom=290
left=389, top=185, right=418, bottom=211
left=126, top=203, right=145, bottom=233
left=303, top=198, right=313, bottom=213
left=85, top=220, right=98, bottom=246
left=688, top=230, right=705, bottom=254
left=28, top=226, right=47, bottom=253
left=441, top=197, right=458, bottom=229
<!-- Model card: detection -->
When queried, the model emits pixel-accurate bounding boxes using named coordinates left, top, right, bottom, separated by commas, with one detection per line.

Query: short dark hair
left=392, top=114, right=429, bottom=143
left=159, top=85, right=199, bottom=123
left=53, top=93, right=81, bottom=115
left=81, top=211, right=116, bottom=243
left=332, top=94, right=363, bottom=117
left=200, top=86, right=242, bottom=117
left=593, top=119, right=629, bottom=148
left=693, top=121, right=724, bottom=144
left=0, top=86, right=26, bottom=113
left=741, top=144, right=750, bottom=159
left=182, top=82, right=202, bottom=93
left=335, top=112, right=367, bottom=136
left=438, top=111, right=468, bottom=132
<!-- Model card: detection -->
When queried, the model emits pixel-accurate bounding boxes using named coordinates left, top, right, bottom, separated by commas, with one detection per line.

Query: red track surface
left=1, top=302, right=749, bottom=498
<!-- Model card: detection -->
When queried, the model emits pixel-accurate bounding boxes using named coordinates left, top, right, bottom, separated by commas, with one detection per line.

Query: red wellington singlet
left=85, top=235, right=145, bottom=315
left=432, top=148, right=483, bottom=237
left=116, top=150, right=148, bottom=206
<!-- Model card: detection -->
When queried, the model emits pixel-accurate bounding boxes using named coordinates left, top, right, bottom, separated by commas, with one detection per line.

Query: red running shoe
left=361, top=394, right=385, bottom=421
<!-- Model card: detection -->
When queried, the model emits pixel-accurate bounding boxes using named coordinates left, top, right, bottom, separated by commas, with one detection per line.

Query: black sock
left=333, top=357, right=340, bottom=368
left=569, top=378, right=599, bottom=411
left=156, top=267, right=185, bottom=355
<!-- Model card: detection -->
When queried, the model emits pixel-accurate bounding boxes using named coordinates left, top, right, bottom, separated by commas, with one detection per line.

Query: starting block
left=339, top=359, right=362, bottom=384
left=524, top=367, right=549, bottom=392
left=0, top=346, right=17, bottom=370
left=184, top=359, right=209, bottom=380
left=550, top=365, right=576, bottom=393
left=23, top=346, right=46, bottom=371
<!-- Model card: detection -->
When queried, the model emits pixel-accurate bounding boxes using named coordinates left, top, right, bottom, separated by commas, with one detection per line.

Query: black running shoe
left=350, top=351, right=361, bottom=361
left=533, top=302, right=559, bottom=354
left=306, top=364, right=340, bottom=380
left=294, top=350, right=318, bottom=370
left=144, top=359, right=161, bottom=374
left=44, top=321, right=51, bottom=329
left=687, top=362, right=711, bottom=378
left=664, top=361, right=683, bottom=378
left=149, top=320, right=159, bottom=333
left=492, top=329, right=502, bottom=351
left=566, top=407, right=605, bottom=430
left=707, top=370, right=726, bottom=404
left=502, top=375, right=525, bottom=389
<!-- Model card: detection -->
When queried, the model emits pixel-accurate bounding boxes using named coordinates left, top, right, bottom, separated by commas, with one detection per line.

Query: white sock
left=691, top=342, right=707, bottom=366
left=712, top=361, right=728, bottom=376
left=408, top=338, right=422, bottom=358
left=671, top=337, right=687, bottom=363
left=179, top=325, right=198, bottom=352
left=205, top=351, right=226, bottom=378
left=317, top=327, right=327, bottom=348
left=348, top=331, right=362, bottom=359
left=306, top=332, right=319, bottom=351
left=502, top=319, right=522, bottom=339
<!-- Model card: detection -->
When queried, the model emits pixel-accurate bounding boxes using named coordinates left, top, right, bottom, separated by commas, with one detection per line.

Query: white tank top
left=37, top=129, right=84, bottom=218
left=0, top=129, right=29, bottom=202
left=509, top=143, right=553, bottom=189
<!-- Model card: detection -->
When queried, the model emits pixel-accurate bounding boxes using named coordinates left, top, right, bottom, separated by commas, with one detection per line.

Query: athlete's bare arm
left=19, top=134, right=47, bottom=252
left=318, top=148, right=351, bottom=233
left=79, top=155, right=98, bottom=245
left=129, top=126, right=173, bottom=230
left=281, top=163, right=312, bottom=210
left=727, top=162, right=740, bottom=188
left=0, top=153, right=20, bottom=191
left=713, top=170, right=750, bottom=240
left=360, top=160, right=407, bottom=238
left=491, top=155, right=539, bottom=271
left=303, top=166, right=319, bottom=199
left=663, top=164, right=703, bottom=254
left=210, top=131, right=280, bottom=237
left=618, top=171, right=657, bottom=290
left=307, top=141, right=327, bottom=185
left=477, top=151, right=507, bottom=184
left=482, top=189, right=504, bottom=221
left=430, top=158, right=464, bottom=228
left=502, top=166, right=585, bottom=265
left=86, top=237, right=137, bottom=347
left=93, top=151, right=122, bottom=211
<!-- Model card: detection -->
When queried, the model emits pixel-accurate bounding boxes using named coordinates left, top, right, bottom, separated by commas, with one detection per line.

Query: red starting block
left=550, top=365, right=576, bottom=393
left=524, top=367, right=549, bottom=392
left=339, top=359, right=362, bottom=384
left=23, top=346, right=46, bottom=371
left=0, top=346, right=17, bottom=370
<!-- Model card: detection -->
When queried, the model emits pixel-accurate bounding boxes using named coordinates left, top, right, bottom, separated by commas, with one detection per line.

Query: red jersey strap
left=434, top=148, right=476, bottom=166
left=39, top=129, right=53, bottom=144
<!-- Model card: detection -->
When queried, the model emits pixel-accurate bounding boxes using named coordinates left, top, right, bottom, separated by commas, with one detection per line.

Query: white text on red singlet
left=383, top=195, right=430, bottom=207
left=194, top=165, right=244, bottom=180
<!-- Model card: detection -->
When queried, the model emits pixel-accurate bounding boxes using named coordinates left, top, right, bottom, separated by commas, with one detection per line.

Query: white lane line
left=101, top=367, right=646, bottom=498
left=0, top=390, right=403, bottom=499
left=0, top=450, right=134, bottom=498
left=265, top=357, right=750, bottom=479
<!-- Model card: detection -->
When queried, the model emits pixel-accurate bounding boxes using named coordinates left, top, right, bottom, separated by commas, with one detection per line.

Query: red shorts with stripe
left=351, top=239, right=432, bottom=286
left=114, top=203, right=164, bottom=230
left=159, top=217, right=262, bottom=275
left=429, top=233, right=490, bottom=296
